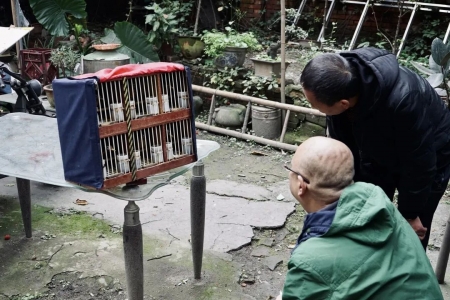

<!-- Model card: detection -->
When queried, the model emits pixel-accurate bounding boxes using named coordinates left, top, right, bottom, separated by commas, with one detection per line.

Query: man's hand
left=407, top=217, right=427, bottom=240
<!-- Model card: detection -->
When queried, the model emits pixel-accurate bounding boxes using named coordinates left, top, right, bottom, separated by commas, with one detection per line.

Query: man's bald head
left=292, top=137, right=354, bottom=202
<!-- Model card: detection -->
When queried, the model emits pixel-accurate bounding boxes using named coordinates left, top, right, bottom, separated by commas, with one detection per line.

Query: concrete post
left=190, top=161, right=206, bottom=279
left=123, top=201, right=143, bottom=300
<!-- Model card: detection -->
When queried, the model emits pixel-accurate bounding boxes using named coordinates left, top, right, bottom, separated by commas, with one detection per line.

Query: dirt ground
left=0, top=131, right=450, bottom=300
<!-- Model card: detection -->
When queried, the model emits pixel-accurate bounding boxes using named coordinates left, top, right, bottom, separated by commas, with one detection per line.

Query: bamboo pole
left=194, top=0, right=202, bottom=35
left=280, top=0, right=286, bottom=123
left=196, top=122, right=298, bottom=151
left=192, top=84, right=325, bottom=117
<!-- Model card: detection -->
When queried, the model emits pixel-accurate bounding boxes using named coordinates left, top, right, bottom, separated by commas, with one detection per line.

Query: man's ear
left=338, top=99, right=350, bottom=110
left=297, top=176, right=308, bottom=198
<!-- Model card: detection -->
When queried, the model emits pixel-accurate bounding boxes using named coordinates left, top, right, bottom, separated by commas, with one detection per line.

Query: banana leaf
left=410, top=61, right=437, bottom=76
left=29, top=0, right=87, bottom=37
left=101, top=22, right=159, bottom=63
left=426, top=73, right=444, bottom=88
left=431, top=38, right=450, bottom=71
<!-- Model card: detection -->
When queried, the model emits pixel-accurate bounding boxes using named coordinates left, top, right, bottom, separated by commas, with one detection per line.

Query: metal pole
left=293, top=0, right=308, bottom=25
left=317, top=0, right=336, bottom=42
left=348, top=0, right=371, bottom=50
left=190, top=161, right=206, bottom=279
left=444, top=22, right=450, bottom=44
left=16, top=178, right=31, bottom=238
left=436, top=214, right=450, bottom=283
left=196, top=121, right=298, bottom=151
left=396, top=4, right=418, bottom=58
left=192, top=85, right=325, bottom=117
left=123, top=201, right=143, bottom=300
left=281, top=0, right=286, bottom=124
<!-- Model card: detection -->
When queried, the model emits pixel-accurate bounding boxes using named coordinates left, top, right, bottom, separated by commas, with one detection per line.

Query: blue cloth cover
left=53, top=77, right=104, bottom=189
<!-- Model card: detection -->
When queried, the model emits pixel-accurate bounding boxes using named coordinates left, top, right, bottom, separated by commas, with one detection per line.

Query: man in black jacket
left=300, top=47, right=450, bottom=249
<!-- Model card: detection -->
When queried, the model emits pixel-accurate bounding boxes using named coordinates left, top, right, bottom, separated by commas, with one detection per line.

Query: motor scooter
left=0, top=61, right=49, bottom=116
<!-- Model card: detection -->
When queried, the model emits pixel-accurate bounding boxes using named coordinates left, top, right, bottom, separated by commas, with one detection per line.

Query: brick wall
left=240, top=0, right=297, bottom=20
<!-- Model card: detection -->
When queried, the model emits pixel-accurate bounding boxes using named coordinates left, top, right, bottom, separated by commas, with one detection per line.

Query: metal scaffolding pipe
left=195, top=122, right=298, bottom=151
left=192, top=85, right=325, bottom=117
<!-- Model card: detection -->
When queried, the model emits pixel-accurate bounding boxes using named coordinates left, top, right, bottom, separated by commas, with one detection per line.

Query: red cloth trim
left=75, top=62, right=185, bottom=82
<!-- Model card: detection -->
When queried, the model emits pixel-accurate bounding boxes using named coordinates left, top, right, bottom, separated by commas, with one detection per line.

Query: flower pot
left=178, top=36, right=205, bottom=59
left=250, top=58, right=291, bottom=78
left=43, top=84, right=55, bottom=108
left=214, top=46, right=247, bottom=69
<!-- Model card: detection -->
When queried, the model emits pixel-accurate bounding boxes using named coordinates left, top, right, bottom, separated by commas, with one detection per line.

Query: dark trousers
left=379, top=164, right=450, bottom=250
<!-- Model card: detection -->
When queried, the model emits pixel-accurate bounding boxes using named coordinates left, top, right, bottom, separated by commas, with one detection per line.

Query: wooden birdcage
left=53, top=63, right=198, bottom=189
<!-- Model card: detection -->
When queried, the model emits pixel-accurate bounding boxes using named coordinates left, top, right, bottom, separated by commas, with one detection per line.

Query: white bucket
left=178, top=91, right=188, bottom=108
left=181, top=137, right=192, bottom=155
left=146, top=97, right=160, bottom=115
left=110, top=103, right=124, bottom=122
left=162, top=94, right=171, bottom=112
left=135, top=150, right=142, bottom=169
left=150, top=146, right=163, bottom=164
left=166, top=142, right=174, bottom=160
left=116, top=154, right=130, bottom=173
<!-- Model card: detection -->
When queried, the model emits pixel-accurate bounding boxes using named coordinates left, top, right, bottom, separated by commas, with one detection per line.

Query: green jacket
left=282, top=182, right=443, bottom=300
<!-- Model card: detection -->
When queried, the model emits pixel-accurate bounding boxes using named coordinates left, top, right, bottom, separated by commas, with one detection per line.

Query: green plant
left=29, top=0, right=87, bottom=37
left=49, top=45, right=81, bottom=77
left=101, top=22, right=159, bottom=63
left=252, top=53, right=281, bottom=62
left=202, top=27, right=262, bottom=58
left=202, top=65, right=242, bottom=92
left=410, top=38, right=450, bottom=106
left=145, top=0, right=194, bottom=49
left=242, top=73, right=279, bottom=99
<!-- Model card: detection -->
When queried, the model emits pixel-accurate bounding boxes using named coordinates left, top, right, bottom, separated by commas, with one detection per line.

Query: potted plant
left=45, top=46, right=81, bottom=107
left=410, top=38, right=450, bottom=106
left=202, top=27, right=262, bottom=69
left=177, top=0, right=205, bottom=60
left=250, top=53, right=291, bottom=78
left=146, top=0, right=193, bottom=59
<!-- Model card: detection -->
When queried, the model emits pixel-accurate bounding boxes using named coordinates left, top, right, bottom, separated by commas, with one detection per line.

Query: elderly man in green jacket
left=279, top=136, right=442, bottom=300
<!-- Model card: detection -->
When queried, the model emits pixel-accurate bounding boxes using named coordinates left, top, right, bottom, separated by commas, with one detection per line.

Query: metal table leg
left=16, top=178, right=32, bottom=238
left=123, top=201, right=143, bottom=300
left=190, top=161, right=206, bottom=279
left=436, top=213, right=450, bottom=283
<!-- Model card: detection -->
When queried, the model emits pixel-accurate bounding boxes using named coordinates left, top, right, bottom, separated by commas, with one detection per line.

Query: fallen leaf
left=250, top=151, right=268, bottom=156
left=75, top=199, right=88, bottom=205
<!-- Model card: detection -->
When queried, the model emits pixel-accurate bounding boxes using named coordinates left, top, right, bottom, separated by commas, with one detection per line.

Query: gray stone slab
left=267, top=180, right=298, bottom=203
left=264, top=256, right=283, bottom=271
left=0, top=177, right=295, bottom=253
left=251, top=246, right=271, bottom=257
left=259, top=238, right=275, bottom=247
left=206, top=179, right=273, bottom=201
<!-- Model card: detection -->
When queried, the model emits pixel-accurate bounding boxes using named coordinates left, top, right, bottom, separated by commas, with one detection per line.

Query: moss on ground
left=0, top=196, right=114, bottom=239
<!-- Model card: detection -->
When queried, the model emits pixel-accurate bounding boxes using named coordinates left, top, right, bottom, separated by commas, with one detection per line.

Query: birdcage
left=53, top=63, right=198, bottom=189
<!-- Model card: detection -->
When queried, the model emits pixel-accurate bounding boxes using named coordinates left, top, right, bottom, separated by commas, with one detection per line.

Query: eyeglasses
left=284, top=164, right=310, bottom=184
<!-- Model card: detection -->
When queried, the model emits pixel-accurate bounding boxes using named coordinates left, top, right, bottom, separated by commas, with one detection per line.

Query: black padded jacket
left=327, top=47, right=450, bottom=219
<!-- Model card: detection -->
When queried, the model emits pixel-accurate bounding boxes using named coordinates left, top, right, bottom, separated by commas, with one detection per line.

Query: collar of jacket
left=292, top=201, right=338, bottom=253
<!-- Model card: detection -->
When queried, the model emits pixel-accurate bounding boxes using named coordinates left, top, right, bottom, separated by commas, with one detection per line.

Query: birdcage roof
left=76, top=62, right=186, bottom=82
